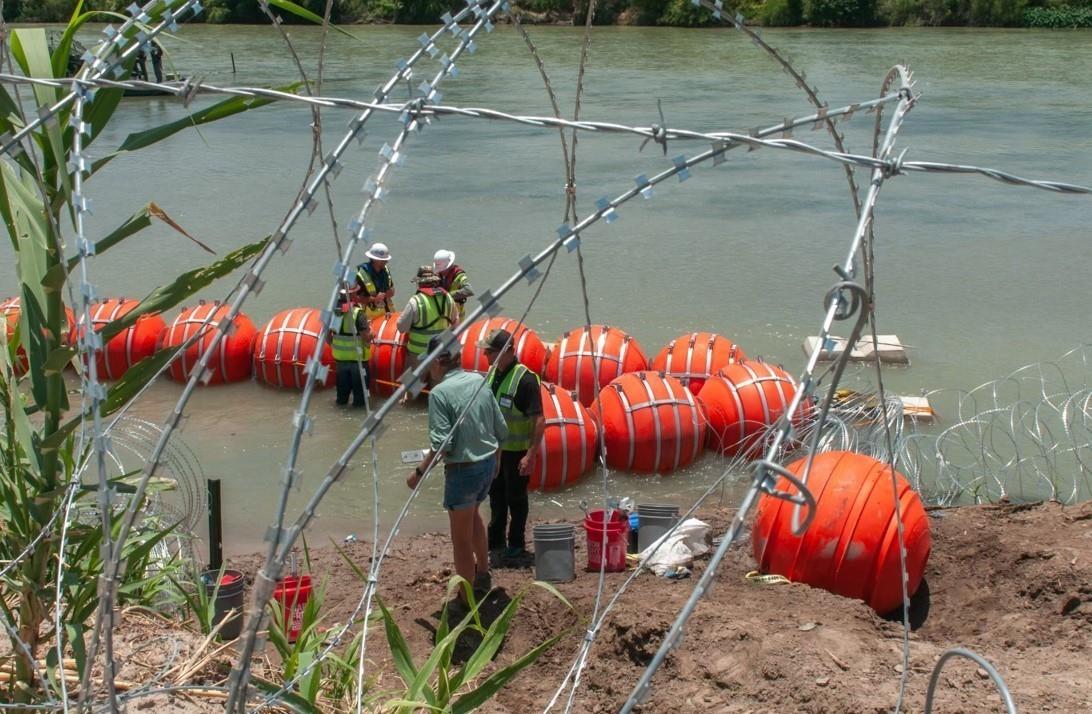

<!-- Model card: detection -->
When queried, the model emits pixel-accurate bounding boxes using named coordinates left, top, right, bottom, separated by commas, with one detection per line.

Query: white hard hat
left=433, top=249, right=455, bottom=273
left=364, top=242, right=391, bottom=261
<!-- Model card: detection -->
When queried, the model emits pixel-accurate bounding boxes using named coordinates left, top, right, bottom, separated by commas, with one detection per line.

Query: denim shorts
left=443, top=455, right=496, bottom=511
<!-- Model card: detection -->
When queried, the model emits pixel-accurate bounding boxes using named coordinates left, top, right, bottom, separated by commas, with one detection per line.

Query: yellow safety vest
left=407, top=290, right=455, bottom=356
left=491, top=363, right=538, bottom=452
left=355, top=264, right=393, bottom=320
left=331, top=307, right=370, bottom=362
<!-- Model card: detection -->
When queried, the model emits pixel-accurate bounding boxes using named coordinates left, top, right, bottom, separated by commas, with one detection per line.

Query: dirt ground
left=223, top=499, right=1092, bottom=712
left=32, top=499, right=1088, bottom=710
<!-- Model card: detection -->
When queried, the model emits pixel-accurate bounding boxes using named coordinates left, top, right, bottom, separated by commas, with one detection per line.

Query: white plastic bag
left=638, top=518, right=710, bottom=577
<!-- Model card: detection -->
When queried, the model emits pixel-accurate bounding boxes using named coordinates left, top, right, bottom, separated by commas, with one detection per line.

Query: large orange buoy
left=531, top=383, right=598, bottom=491
left=752, top=450, right=932, bottom=614
left=457, top=316, right=548, bottom=376
left=591, top=371, right=706, bottom=473
left=162, top=302, right=257, bottom=385
left=544, top=325, right=648, bottom=407
left=650, top=332, right=746, bottom=395
left=2, top=297, right=77, bottom=374
left=368, top=312, right=408, bottom=397
left=699, top=360, right=807, bottom=457
left=253, top=308, right=334, bottom=390
left=82, top=298, right=166, bottom=380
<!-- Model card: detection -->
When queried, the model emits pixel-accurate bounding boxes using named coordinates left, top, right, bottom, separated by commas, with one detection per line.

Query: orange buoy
left=531, top=383, right=598, bottom=491
left=699, top=360, right=807, bottom=457
left=253, top=308, right=334, bottom=390
left=752, top=450, right=932, bottom=614
left=591, top=371, right=706, bottom=473
left=457, top=316, right=548, bottom=376
left=82, top=298, right=166, bottom=380
left=650, top=332, right=746, bottom=395
left=162, top=302, right=257, bottom=384
left=2, top=297, right=77, bottom=374
left=544, top=325, right=648, bottom=407
left=368, top=312, right=408, bottom=397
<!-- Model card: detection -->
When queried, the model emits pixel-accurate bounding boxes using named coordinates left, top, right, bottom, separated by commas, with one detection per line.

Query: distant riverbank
left=7, top=0, right=1092, bottom=28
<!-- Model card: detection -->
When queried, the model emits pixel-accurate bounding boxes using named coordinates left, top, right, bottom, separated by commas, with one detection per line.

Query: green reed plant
left=0, top=2, right=295, bottom=703
left=376, top=576, right=573, bottom=714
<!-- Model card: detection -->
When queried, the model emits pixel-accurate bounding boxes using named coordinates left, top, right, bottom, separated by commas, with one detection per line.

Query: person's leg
left=471, top=503, right=489, bottom=581
left=486, top=470, right=508, bottom=552
left=506, top=452, right=530, bottom=552
left=350, top=362, right=366, bottom=407
left=335, top=362, right=351, bottom=405
left=447, top=507, right=477, bottom=601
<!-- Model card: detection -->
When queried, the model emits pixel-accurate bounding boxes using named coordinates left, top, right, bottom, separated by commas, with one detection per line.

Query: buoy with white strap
left=591, top=371, right=706, bottom=474
left=531, top=383, right=598, bottom=491
left=699, top=359, right=809, bottom=457
left=544, top=325, right=648, bottom=407
left=253, top=307, right=334, bottom=389
left=83, top=297, right=166, bottom=380
left=162, top=301, right=257, bottom=385
left=457, top=316, right=548, bottom=376
left=650, top=331, right=746, bottom=395
left=368, top=312, right=408, bottom=397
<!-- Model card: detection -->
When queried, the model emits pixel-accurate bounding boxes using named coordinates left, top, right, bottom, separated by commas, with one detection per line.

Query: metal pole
left=230, top=51, right=236, bottom=74
left=207, top=478, right=223, bottom=572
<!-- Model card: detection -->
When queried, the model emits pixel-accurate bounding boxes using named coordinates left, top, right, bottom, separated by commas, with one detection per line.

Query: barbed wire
left=1, top=1, right=1089, bottom=710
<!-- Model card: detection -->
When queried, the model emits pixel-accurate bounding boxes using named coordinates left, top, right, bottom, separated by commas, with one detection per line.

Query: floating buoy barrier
left=254, top=308, right=334, bottom=390
left=457, top=316, right=548, bottom=376
left=544, top=325, right=648, bottom=407
left=591, top=371, right=706, bottom=474
left=162, top=302, right=257, bottom=385
left=699, top=360, right=808, bottom=457
left=751, top=450, right=932, bottom=615
left=530, top=383, right=598, bottom=491
left=368, top=312, right=408, bottom=397
left=651, top=332, right=746, bottom=395
left=83, top=298, right=166, bottom=380
left=2, top=296, right=77, bottom=374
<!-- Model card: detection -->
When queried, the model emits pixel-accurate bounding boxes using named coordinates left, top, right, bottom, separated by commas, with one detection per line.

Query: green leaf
left=92, top=86, right=302, bottom=175
left=250, top=676, right=320, bottom=714
left=99, top=234, right=268, bottom=344
left=11, top=28, right=71, bottom=195
left=377, top=596, right=418, bottom=686
left=64, top=202, right=212, bottom=274
left=450, top=630, right=567, bottom=714
left=265, top=0, right=365, bottom=41
left=43, top=346, right=76, bottom=375
left=450, top=589, right=526, bottom=691
left=50, top=2, right=87, bottom=78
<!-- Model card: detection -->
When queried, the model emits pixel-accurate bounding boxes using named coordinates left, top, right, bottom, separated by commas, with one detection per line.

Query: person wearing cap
left=326, top=289, right=372, bottom=408
left=407, top=335, right=507, bottom=602
left=355, top=242, right=395, bottom=320
left=433, top=249, right=474, bottom=320
left=397, top=266, right=459, bottom=370
left=481, top=328, right=544, bottom=566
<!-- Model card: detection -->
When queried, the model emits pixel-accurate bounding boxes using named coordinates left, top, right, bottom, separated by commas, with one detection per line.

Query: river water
left=2, top=24, right=1090, bottom=553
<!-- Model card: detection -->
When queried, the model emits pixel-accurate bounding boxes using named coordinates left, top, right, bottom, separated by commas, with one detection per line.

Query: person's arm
left=408, top=393, right=450, bottom=489
left=516, top=374, right=545, bottom=475
left=451, top=273, right=473, bottom=303
left=396, top=298, right=415, bottom=334
left=357, top=314, right=373, bottom=347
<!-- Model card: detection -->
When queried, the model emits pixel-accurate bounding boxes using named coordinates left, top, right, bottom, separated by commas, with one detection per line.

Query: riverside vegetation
left=7, top=0, right=1092, bottom=27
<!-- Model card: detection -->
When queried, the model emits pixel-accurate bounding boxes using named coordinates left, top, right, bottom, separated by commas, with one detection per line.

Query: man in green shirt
left=407, top=336, right=507, bottom=601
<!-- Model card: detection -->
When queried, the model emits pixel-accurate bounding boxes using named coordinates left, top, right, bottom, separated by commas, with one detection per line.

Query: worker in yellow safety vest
left=397, top=266, right=459, bottom=372
left=327, top=290, right=372, bottom=408
left=481, top=328, right=545, bottom=566
left=354, top=242, right=395, bottom=320
left=433, top=249, right=474, bottom=320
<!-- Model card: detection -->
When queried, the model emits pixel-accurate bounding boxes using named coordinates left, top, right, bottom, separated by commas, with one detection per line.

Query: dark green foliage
left=877, top=0, right=963, bottom=24
left=1023, top=4, right=1092, bottom=24
left=761, top=0, right=805, bottom=24
left=968, top=0, right=1026, bottom=23
left=804, top=0, right=879, bottom=24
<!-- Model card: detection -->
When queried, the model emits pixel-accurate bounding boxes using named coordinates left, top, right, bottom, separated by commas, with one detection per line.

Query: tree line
left=6, top=0, right=1092, bottom=28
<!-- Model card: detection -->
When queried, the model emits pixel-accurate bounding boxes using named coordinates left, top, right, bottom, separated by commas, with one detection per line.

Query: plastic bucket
left=273, top=575, right=313, bottom=643
left=583, top=509, right=629, bottom=572
left=637, top=504, right=680, bottom=553
left=203, top=569, right=245, bottom=640
left=533, top=524, right=576, bottom=582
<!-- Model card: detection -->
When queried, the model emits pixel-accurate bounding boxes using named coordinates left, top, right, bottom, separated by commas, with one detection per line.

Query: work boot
left=473, top=570, right=492, bottom=598
left=503, top=547, right=534, bottom=568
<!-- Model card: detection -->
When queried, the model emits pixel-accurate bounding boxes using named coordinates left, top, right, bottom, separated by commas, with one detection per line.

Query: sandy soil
left=21, top=500, right=1087, bottom=711
left=224, top=499, right=1092, bottom=712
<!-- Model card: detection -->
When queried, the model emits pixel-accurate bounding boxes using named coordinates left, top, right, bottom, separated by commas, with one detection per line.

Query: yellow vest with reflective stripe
left=356, top=264, right=393, bottom=320
left=441, top=267, right=470, bottom=319
left=331, top=307, right=370, bottom=362
left=407, top=291, right=454, bottom=355
left=491, top=362, right=538, bottom=452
